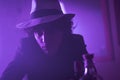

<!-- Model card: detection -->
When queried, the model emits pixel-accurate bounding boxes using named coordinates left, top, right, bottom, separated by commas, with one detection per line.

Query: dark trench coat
left=0, top=34, right=88, bottom=80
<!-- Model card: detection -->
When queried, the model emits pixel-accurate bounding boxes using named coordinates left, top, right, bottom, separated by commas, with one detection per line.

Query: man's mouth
left=41, top=46, right=48, bottom=53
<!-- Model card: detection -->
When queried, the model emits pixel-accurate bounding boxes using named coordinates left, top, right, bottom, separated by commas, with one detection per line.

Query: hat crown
left=16, top=0, right=75, bottom=29
left=30, top=0, right=63, bottom=18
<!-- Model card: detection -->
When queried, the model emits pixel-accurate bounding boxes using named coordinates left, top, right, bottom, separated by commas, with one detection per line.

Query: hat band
left=31, top=9, right=63, bottom=19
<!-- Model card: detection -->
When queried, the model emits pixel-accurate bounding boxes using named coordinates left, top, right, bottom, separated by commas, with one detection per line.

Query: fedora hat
left=16, top=0, right=75, bottom=29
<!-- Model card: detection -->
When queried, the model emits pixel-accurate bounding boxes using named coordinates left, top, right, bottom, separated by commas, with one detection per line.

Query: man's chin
left=40, top=46, right=48, bottom=53
left=41, top=46, right=58, bottom=55
left=42, top=48, right=48, bottom=54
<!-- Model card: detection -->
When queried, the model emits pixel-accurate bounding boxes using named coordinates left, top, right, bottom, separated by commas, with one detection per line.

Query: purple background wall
left=0, top=0, right=120, bottom=80
left=61, top=0, right=113, bottom=62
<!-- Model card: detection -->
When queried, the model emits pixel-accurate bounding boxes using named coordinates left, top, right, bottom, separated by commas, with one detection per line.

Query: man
left=0, top=0, right=88, bottom=80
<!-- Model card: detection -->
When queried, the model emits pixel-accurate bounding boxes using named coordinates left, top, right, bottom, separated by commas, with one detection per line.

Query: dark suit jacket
left=0, top=34, right=88, bottom=80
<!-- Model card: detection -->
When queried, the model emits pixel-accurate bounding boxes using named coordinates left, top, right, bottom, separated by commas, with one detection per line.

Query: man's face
left=34, top=27, right=64, bottom=55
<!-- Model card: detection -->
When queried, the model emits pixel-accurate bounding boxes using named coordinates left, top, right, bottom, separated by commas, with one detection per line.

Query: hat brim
left=16, top=14, right=75, bottom=29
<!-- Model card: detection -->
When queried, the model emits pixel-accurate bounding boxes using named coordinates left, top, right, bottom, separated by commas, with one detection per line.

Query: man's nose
left=41, top=31, right=51, bottom=44
left=41, top=32, right=45, bottom=43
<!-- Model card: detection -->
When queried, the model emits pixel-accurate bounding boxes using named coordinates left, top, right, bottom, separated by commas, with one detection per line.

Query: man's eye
left=34, top=31, right=43, bottom=36
left=37, top=32, right=43, bottom=36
